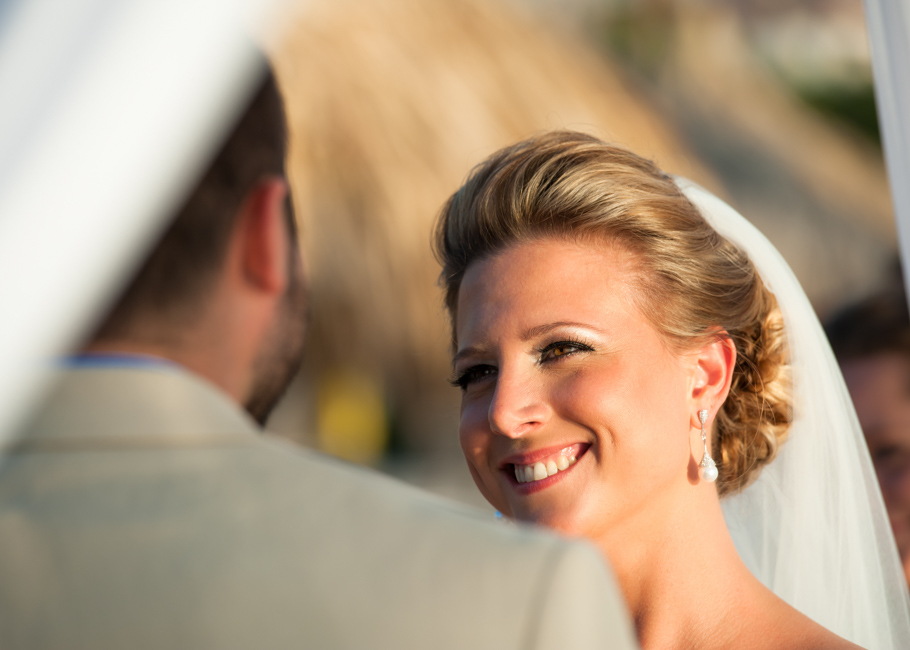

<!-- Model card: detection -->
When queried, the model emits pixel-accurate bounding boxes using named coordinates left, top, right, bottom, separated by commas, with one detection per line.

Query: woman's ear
left=689, top=334, right=736, bottom=421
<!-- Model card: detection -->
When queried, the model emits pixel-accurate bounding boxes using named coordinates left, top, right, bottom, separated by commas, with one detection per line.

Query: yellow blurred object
left=316, top=369, right=388, bottom=465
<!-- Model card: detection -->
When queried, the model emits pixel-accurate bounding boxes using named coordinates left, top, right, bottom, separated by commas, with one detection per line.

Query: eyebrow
left=520, top=321, right=605, bottom=340
left=453, top=321, right=605, bottom=365
left=452, top=346, right=484, bottom=366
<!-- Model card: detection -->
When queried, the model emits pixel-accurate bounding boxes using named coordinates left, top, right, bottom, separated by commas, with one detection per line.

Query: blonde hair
left=434, top=131, right=791, bottom=495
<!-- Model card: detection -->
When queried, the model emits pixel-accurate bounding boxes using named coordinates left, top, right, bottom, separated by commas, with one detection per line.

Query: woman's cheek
left=458, top=405, right=508, bottom=512
left=459, top=399, right=492, bottom=459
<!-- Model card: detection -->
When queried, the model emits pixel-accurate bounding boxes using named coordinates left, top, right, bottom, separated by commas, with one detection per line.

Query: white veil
left=674, top=178, right=910, bottom=648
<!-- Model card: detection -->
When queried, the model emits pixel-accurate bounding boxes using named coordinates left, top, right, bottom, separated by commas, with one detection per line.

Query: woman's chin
left=508, top=505, right=589, bottom=538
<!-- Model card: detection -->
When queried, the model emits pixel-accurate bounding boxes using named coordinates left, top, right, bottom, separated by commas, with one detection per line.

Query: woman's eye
left=452, top=365, right=496, bottom=391
left=539, top=340, right=592, bottom=362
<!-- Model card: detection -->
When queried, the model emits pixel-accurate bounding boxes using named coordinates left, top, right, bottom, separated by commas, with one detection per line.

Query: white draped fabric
left=865, top=0, right=910, bottom=302
left=0, top=0, right=284, bottom=446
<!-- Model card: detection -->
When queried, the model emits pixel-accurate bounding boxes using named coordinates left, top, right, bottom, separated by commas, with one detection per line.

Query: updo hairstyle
left=433, top=131, right=791, bottom=496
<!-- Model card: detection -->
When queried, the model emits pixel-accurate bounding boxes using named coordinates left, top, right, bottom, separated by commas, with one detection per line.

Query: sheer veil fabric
left=674, top=178, right=910, bottom=648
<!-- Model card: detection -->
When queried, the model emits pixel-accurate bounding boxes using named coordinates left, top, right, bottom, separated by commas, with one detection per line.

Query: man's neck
left=84, top=339, right=247, bottom=406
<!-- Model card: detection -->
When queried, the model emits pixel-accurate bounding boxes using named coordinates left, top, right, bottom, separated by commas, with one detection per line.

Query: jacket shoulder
left=240, top=436, right=638, bottom=649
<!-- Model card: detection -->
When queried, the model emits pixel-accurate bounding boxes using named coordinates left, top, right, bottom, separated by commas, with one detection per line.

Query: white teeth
left=513, top=451, right=579, bottom=484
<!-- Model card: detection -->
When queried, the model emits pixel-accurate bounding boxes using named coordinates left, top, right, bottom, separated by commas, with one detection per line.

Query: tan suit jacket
left=0, top=365, right=637, bottom=650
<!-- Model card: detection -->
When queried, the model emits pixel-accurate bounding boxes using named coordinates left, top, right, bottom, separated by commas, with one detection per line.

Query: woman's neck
left=596, top=484, right=763, bottom=649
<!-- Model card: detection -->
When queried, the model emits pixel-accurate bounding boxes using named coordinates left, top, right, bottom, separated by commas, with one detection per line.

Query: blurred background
left=263, top=0, right=894, bottom=509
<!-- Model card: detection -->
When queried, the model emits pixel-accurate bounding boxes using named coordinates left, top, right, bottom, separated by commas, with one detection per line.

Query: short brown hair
left=92, top=65, right=291, bottom=341
left=434, top=130, right=791, bottom=496
left=826, top=270, right=910, bottom=360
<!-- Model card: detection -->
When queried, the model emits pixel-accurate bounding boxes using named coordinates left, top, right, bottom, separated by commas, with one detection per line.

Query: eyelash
left=451, top=338, right=595, bottom=391
left=537, top=339, right=595, bottom=362
left=450, top=365, right=495, bottom=391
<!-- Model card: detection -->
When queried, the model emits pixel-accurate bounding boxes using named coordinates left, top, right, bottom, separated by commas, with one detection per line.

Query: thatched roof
left=272, top=0, right=714, bottom=416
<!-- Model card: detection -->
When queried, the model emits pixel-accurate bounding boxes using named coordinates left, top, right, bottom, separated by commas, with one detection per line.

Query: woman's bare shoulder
left=761, top=599, right=861, bottom=649
left=789, top=624, right=860, bottom=649
left=785, top=622, right=861, bottom=649
left=727, top=588, right=862, bottom=650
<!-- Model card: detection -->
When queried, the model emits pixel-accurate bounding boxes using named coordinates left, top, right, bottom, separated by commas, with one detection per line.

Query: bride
left=433, top=131, right=910, bottom=648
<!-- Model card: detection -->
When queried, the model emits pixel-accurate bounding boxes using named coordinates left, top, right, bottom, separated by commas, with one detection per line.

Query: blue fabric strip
left=61, top=352, right=177, bottom=370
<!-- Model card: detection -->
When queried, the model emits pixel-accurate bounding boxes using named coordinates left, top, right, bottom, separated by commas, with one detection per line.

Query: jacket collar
left=7, top=364, right=261, bottom=452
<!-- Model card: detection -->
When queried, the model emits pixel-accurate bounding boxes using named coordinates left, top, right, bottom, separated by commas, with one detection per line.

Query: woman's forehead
left=455, top=238, right=647, bottom=339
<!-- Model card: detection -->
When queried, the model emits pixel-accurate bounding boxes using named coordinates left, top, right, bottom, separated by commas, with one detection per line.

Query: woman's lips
left=502, top=443, right=589, bottom=489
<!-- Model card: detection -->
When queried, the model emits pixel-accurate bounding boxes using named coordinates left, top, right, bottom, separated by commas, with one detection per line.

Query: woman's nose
left=487, top=370, right=550, bottom=438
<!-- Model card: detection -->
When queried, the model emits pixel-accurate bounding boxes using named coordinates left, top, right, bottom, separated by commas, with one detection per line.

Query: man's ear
left=234, top=176, right=290, bottom=296
left=689, top=334, right=736, bottom=425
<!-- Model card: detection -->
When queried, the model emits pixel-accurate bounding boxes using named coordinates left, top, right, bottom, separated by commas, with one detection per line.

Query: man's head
left=826, top=278, right=910, bottom=584
left=89, top=63, right=307, bottom=424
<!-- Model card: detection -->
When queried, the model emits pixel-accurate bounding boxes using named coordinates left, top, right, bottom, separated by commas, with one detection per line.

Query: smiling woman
left=438, top=133, right=790, bottom=499
left=432, top=131, right=904, bottom=648
left=454, top=238, right=719, bottom=537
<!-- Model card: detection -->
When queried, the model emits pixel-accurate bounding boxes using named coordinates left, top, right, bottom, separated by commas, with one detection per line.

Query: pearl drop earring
left=698, top=409, right=718, bottom=483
